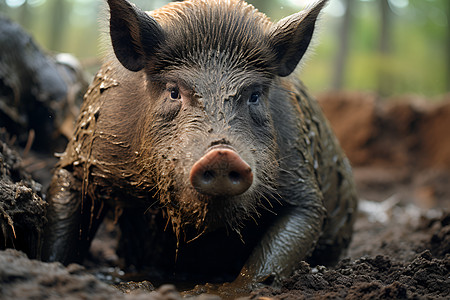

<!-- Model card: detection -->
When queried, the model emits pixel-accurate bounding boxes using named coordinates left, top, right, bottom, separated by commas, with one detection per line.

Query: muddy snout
left=189, top=148, right=253, bottom=196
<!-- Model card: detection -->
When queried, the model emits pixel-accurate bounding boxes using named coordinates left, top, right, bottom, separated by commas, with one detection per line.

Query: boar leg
left=241, top=203, right=325, bottom=284
left=189, top=203, right=325, bottom=297
left=42, top=168, right=107, bottom=264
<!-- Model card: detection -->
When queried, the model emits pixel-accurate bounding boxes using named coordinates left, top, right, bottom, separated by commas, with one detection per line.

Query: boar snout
left=190, top=147, right=253, bottom=197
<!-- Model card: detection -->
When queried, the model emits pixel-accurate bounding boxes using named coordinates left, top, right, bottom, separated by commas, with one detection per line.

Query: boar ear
left=107, top=0, right=164, bottom=72
left=269, top=0, right=327, bottom=77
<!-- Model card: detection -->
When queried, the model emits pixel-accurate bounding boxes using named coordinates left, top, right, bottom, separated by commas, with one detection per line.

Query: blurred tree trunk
left=0, top=0, right=6, bottom=12
left=47, top=0, right=69, bottom=52
left=18, top=1, right=32, bottom=31
left=332, top=0, right=354, bottom=90
left=378, top=0, right=391, bottom=54
left=378, top=0, right=392, bottom=55
left=377, top=0, right=392, bottom=96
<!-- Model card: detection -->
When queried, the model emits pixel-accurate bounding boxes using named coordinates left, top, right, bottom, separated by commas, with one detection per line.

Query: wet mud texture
left=250, top=214, right=450, bottom=299
left=0, top=140, right=46, bottom=258
left=0, top=212, right=448, bottom=299
left=0, top=15, right=87, bottom=153
left=1, top=93, right=450, bottom=299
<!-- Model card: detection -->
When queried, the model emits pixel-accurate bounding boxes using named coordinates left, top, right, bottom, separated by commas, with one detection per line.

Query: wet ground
left=1, top=93, right=449, bottom=299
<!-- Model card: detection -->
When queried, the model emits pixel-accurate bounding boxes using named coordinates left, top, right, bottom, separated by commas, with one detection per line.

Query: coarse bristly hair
left=147, top=0, right=278, bottom=77
left=131, top=0, right=282, bottom=240
left=97, top=0, right=327, bottom=243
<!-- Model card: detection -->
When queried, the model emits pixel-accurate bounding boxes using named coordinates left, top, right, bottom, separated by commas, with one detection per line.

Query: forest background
left=1, top=0, right=449, bottom=98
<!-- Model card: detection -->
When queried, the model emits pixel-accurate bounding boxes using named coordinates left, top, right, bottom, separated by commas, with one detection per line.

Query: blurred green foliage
left=1, top=0, right=449, bottom=97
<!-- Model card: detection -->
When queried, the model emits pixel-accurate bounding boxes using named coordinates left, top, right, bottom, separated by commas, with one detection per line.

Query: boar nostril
left=229, top=171, right=241, bottom=185
left=202, top=170, right=215, bottom=184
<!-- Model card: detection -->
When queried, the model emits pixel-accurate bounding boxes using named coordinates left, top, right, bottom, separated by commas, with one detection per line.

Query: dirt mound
left=319, top=91, right=450, bottom=211
left=2, top=211, right=448, bottom=299
left=318, top=91, right=450, bottom=169
left=0, top=248, right=224, bottom=300
left=250, top=213, right=450, bottom=299
left=0, top=140, right=46, bottom=258
left=419, top=100, right=450, bottom=168
left=0, top=249, right=124, bottom=300
left=0, top=15, right=87, bottom=153
left=252, top=252, right=449, bottom=299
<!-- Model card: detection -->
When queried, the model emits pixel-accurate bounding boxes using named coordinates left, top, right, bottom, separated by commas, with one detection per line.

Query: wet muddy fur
left=42, top=0, right=357, bottom=290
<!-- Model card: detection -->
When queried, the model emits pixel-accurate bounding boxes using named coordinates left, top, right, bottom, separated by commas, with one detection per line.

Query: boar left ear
left=269, top=0, right=328, bottom=77
left=108, top=0, right=164, bottom=72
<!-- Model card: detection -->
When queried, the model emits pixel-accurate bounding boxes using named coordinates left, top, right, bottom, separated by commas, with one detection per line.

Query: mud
left=250, top=212, right=450, bottom=299
left=318, top=91, right=450, bottom=170
left=1, top=92, right=449, bottom=299
left=0, top=139, right=46, bottom=258
left=0, top=15, right=87, bottom=153
left=1, top=204, right=448, bottom=299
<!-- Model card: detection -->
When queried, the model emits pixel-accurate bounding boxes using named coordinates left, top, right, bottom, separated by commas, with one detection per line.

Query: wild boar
left=42, top=0, right=357, bottom=293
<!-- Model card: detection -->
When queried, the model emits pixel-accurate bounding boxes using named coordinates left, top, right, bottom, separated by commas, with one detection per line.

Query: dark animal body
left=42, top=0, right=357, bottom=291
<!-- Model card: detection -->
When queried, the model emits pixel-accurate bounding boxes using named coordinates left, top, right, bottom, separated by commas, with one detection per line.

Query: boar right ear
left=269, top=0, right=327, bottom=77
left=107, top=0, right=164, bottom=72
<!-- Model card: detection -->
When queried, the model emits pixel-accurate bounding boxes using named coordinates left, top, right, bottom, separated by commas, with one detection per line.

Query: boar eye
left=248, top=92, right=260, bottom=105
left=170, top=88, right=180, bottom=100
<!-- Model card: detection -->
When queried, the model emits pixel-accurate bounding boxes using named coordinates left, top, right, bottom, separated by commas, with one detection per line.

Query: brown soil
left=1, top=92, right=449, bottom=299
left=249, top=210, right=450, bottom=300
left=0, top=139, right=47, bottom=258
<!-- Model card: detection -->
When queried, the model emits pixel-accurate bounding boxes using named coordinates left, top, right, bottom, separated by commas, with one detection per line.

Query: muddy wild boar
left=42, top=0, right=357, bottom=294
